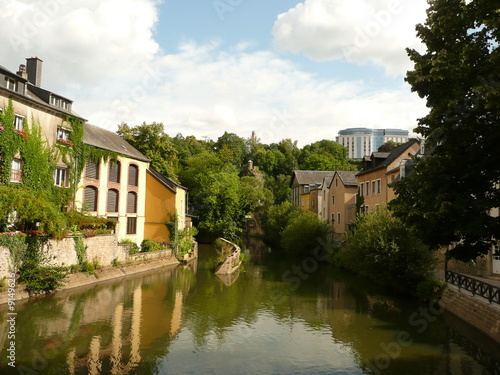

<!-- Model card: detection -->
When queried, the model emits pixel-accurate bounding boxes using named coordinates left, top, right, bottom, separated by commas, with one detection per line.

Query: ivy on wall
left=0, top=100, right=20, bottom=185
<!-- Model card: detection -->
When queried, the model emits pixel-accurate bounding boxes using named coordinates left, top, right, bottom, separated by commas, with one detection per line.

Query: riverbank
left=0, top=256, right=180, bottom=305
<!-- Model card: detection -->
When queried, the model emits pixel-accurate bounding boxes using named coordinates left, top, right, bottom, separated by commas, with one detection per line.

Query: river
left=1, top=239, right=500, bottom=375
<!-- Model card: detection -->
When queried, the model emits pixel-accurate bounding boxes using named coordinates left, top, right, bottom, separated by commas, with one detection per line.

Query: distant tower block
left=336, top=128, right=410, bottom=159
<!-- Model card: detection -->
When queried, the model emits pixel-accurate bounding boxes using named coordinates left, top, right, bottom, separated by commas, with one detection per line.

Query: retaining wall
left=440, top=286, right=500, bottom=343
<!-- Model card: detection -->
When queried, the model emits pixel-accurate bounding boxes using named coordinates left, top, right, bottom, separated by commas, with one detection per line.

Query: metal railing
left=445, top=270, right=500, bottom=305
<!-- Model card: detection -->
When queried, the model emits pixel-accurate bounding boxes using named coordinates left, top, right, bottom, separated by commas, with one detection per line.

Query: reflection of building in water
left=60, top=266, right=188, bottom=374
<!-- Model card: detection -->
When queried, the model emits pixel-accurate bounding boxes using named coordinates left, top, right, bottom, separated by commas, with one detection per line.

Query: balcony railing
left=445, top=270, right=500, bottom=305
left=10, top=169, right=22, bottom=182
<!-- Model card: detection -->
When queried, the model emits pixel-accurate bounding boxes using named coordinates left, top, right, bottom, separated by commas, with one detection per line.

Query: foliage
left=335, top=207, right=434, bottom=291
left=262, top=202, right=300, bottom=248
left=298, top=139, right=354, bottom=171
left=73, top=236, right=86, bottom=265
left=0, top=185, right=67, bottom=237
left=64, top=211, right=116, bottom=230
left=214, top=131, right=249, bottom=167
left=264, top=174, right=291, bottom=205
left=377, top=141, right=399, bottom=152
left=392, top=0, right=500, bottom=261
left=19, top=235, right=67, bottom=295
left=0, top=100, right=19, bottom=184
left=80, top=259, right=100, bottom=275
left=141, top=239, right=162, bottom=252
left=119, top=238, right=140, bottom=254
left=416, top=279, right=446, bottom=302
left=280, top=210, right=332, bottom=256
left=117, top=122, right=179, bottom=180
left=0, top=232, right=28, bottom=272
left=175, top=227, right=198, bottom=258
left=240, top=176, right=274, bottom=212
left=112, top=258, right=121, bottom=267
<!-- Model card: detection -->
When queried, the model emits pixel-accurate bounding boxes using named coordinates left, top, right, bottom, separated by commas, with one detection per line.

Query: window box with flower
left=56, top=138, right=74, bottom=147
left=15, top=129, right=29, bottom=140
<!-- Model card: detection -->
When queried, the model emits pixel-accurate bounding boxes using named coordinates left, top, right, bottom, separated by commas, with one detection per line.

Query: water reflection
left=0, top=241, right=499, bottom=375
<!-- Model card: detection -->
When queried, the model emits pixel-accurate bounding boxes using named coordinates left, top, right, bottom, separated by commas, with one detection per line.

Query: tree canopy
left=391, top=0, right=500, bottom=261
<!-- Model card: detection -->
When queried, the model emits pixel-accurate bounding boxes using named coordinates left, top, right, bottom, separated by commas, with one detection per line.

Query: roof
left=147, top=168, right=186, bottom=192
left=291, top=170, right=335, bottom=187
left=357, top=140, right=419, bottom=176
left=336, top=171, right=358, bottom=187
left=83, top=123, right=150, bottom=162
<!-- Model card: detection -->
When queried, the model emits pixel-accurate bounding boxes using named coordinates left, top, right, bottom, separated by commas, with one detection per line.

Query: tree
left=298, top=139, right=354, bottom=171
left=117, top=122, right=179, bottom=180
left=377, top=141, right=398, bottom=152
left=391, top=0, right=500, bottom=261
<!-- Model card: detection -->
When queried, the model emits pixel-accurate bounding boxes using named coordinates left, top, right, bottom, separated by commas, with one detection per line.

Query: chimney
left=26, top=57, right=43, bottom=86
left=16, top=64, right=28, bottom=79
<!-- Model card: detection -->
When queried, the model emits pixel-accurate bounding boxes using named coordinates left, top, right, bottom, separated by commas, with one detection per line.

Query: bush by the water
left=335, top=207, right=434, bottom=291
left=262, top=202, right=299, bottom=248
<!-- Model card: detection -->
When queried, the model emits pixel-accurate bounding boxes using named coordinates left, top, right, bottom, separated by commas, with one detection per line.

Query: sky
left=0, top=0, right=430, bottom=146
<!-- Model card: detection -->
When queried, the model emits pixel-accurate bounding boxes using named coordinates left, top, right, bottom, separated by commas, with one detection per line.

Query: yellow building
left=145, top=168, right=187, bottom=242
left=327, top=171, right=358, bottom=237
left=357, top=140, right=420, bottom=213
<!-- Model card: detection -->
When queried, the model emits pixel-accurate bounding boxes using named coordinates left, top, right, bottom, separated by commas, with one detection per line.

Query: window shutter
left=85, top=160, right=99, bottom=179
left=109, top=161, right=120, bottom=183
left=127, top=192, right=137, bottom=213
left=107, top=189, right=119, bottom=212
left=84, top=187, right=98, bottom=211
left=128, top=165, right=138, bottom=186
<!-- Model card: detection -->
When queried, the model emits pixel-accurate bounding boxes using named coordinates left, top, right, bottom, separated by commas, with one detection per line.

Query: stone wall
left=440, top=286, right=500, bottom=343
left=0, top=235, right=175, bottom=280
left=215, top=239, right=241, bottom=275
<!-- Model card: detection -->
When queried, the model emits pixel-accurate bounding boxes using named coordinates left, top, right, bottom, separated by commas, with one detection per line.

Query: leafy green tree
left=240, top=176, right=274, bottom=212
left=298, top=139, right=354, bottom=171
left=391, top=0, right=500, bottom=261
left=265, top=174, right=291, bottom=205
left=281, top=210, right=332, bottom=256
left=214, top=131, right=249, bottom=167
left=335, top=207, right=434, bottom=290
left=117, top=122, right=179, bottom=180
left=262, top=201, right=299, bottom=248
left=377, top=141, right=399, bottom=152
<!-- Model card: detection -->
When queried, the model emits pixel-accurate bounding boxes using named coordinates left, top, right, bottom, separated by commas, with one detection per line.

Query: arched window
left=107, top=189, right=119, bottom=212
left=127, top=192, right=137, bottom=213
left=128, top=164, right=138, bottom=186
left=108, top=160, right=121, bottom=183
left=84, top=186, right=98, bottom=212
left=85, top=160, right=99, bottom=180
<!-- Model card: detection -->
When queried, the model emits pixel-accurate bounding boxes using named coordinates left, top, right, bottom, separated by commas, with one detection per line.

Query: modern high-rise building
left=336, top=128, right=410, bottom=159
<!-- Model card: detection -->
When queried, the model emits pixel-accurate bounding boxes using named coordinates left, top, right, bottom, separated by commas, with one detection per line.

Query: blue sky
left=0, top=0, right=429, bottom=146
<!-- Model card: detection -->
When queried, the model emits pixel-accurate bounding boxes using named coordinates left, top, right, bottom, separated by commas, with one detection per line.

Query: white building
left=336, top=128, right=410, bottom=159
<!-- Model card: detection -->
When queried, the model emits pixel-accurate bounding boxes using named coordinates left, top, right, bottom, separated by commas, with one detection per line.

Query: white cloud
left=273, top=0, right=428, bottom=76
left=0, top=0, right=427, bottom=147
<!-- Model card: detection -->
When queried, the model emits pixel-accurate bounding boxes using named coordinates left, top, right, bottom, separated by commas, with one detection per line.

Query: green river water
left=1, top=239, right=500, bottom=375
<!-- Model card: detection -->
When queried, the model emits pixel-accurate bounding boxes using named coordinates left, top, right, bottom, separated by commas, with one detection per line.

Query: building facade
left=327, top=171, right=358, bottom=237
left=336, top=128, right=410, bottom=159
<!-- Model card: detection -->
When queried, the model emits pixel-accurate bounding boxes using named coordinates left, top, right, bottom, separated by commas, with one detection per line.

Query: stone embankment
left=215, top=238, right=242, bottom=275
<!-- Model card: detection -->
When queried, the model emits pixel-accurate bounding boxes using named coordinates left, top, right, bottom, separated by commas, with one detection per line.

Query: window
left=14, top=115, right=24, bottom=130
left=128, top=164, right=138, bottom=186
left=10, top=159, right=22, bottom=182
left=54, top=168, right=68, bottom=187
left=127, top=192, right=137, bottom=213
left=85, top=160, right=99, bottom=180
left=377, top=179, right=381, bottom=194
left=331, top=213, right=335, bottom=222
left=335, top=179, right=338, bottom=187
left=365, top=182, right=369, bottom=195
left=108, top=161, right=121, bottom=183
left=57, top=127, right=71, bottom=140
left=337, top=213, right=341, bottom=224
left=332, top=195, right=335, bottom=205
left=365, top=205, right=369, bottom=213
left=84, top=186, right=98, bottom=211
left=372, top=181, right=376, bottom=194
left=400, top=160, right=407, bottom=179
left=360, top=184, right=364, bottom=196
left=107, top=189, right=119, bottom=212
left=6, top=77, right=16, bottom=91
left=126, top=217, right=137, bottom=234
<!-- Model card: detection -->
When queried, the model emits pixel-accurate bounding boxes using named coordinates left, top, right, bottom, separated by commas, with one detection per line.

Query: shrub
left=280, top=210, right=332, bottom=256
left=262, top=202, right=300, bottom=248
left=335, top=207, right=434, bottom=291
left=416, top=279, right=446, bottom=302
left=141, top=239, right=162, bottom=252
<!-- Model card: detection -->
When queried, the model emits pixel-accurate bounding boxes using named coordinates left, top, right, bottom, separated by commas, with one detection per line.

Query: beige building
left=75, top=124, right=150, bottom=244
left=327, top=171, right=358, bottom=237
left=356, top=140, right=420, bottom=213
left=0, top=58, right=85, bottom=185
left=291, top=170, right=334, bottom=210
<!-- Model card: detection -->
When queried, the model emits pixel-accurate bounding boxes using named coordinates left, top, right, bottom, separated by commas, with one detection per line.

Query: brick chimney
left=26, top=57, right=43, bottom=87
left=16, top=64, right=28, bottom=79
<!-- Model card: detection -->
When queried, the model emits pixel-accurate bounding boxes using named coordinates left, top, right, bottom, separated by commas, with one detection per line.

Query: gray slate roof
left=148, top=168, right=186, bottom=192
left=336, top=171, right=358, bottom=187
left=357, top=140, right=419, bottom=176
left=292, top=170, right=335, bottom=186
left=83, top=123, right=150, bottom=162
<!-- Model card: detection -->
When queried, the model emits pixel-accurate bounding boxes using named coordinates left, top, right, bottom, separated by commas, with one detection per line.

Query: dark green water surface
left=1, top=239, right=500, bottom=374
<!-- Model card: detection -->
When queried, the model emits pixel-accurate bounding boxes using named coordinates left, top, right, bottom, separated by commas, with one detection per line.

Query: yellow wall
left=144, top=172, right=176, bottom=242
left=328, top=175, right=357, bottom=236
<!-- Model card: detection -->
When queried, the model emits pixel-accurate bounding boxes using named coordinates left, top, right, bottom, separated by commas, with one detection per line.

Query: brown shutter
left=85, top=160, right=99, bottom=179
left=109, top=161, right=120, bottom=183
left=128, top=164, right=138, bottom=186
left=84, top=187, right=97, bottom=211
left=107, top=189, right=119, bottom=212
left=127, top=192, right=137, bottom=213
